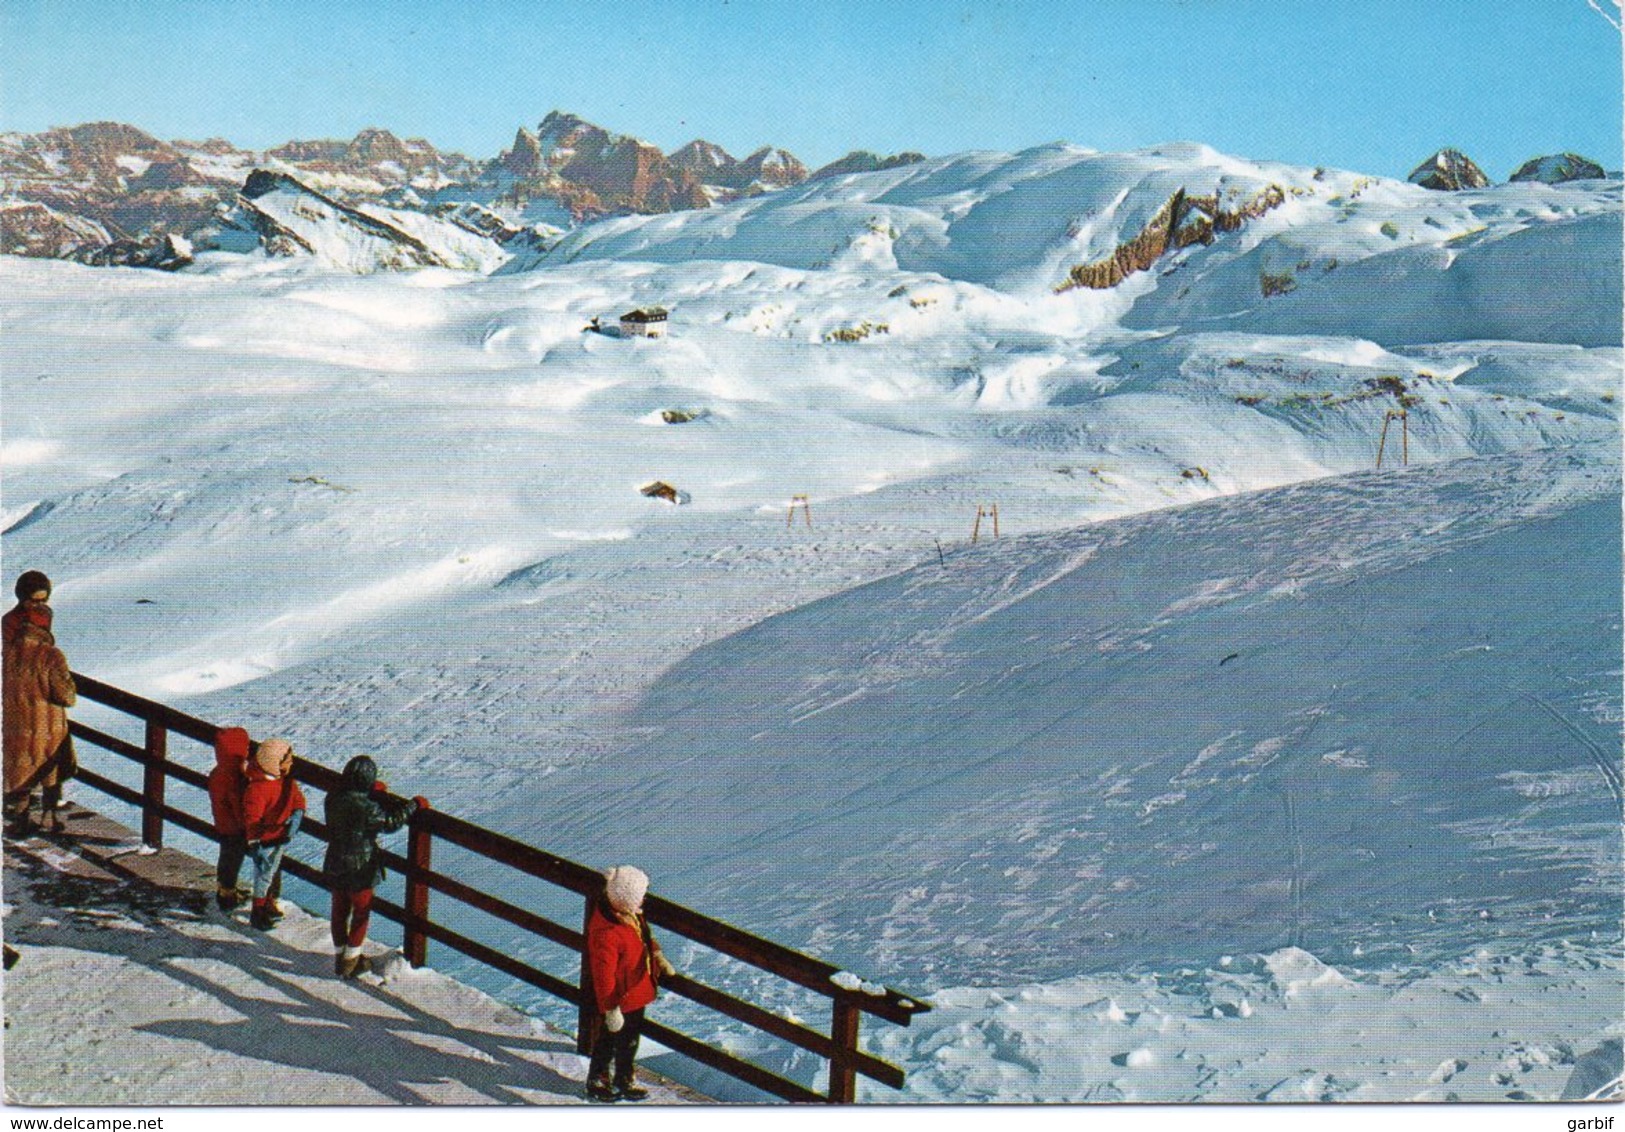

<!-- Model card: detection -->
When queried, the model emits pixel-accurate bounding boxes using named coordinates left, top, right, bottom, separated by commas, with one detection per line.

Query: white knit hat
left=254, top=737, right=293, bottom=775
left=604, top=865, right=649, bottom=914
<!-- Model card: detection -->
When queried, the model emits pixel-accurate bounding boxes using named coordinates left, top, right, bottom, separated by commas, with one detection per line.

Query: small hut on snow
left=620, top=307, right=668, bottom=337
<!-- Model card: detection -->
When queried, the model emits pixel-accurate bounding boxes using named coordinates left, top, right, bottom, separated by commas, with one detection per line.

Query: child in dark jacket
left=207, top=727, right=250, bottom=910
left=322, top=754, right=420, bottom=978
left=241, top=737, right=306, bottom=931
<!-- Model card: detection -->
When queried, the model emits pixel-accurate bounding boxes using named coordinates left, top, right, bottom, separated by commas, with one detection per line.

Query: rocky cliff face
left=1407, top=148, right=1492, bottom=191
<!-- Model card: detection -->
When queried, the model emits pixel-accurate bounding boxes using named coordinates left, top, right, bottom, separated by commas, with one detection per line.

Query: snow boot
left=615, top=1081, right=649, bottom=1102
left=585, top=1077, right=617, bottom=1103
left=217, top=887, right=243, bottom=912
left=4, top=799, right=33, bottom=839
left=250, top=900, right=276, bottom=931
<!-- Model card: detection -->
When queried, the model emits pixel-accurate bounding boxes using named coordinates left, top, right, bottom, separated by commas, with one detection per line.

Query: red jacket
left=242, top=763, right=306, bottom=844
left=586, top=900, right=663, bottom=1014
left=208, top=727, right=249, bottom=837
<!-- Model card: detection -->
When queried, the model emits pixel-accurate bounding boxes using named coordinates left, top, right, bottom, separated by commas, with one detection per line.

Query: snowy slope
left=526, top=142, right=1622, bottom=347
left=520, top=445, right=1620, bottom=982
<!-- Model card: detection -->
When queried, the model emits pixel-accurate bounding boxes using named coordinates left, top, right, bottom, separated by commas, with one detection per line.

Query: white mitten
left=657, top=954, right=676, bottom=977
left=605, top=1007, right=624, bottom=1033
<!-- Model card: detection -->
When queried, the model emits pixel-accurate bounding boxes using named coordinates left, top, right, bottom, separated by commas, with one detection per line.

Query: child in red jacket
left=584, top=865, right=676, bottom=1102
left=207, top=727, right=250, bottom=911
left=241, top=737, right=306, bottom=931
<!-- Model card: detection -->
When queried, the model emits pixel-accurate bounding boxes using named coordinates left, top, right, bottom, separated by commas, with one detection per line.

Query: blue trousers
left=250, top=809, right=303, bottom=899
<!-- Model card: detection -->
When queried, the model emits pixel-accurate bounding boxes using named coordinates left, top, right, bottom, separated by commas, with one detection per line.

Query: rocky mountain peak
left=502, top=126, right=543, bottom=177
left=670, top=139, right=736, bottom=175
left=61, top=121, right=178, bottom=159
left=736, top=146, right=808, bottom=187
left=1509, top=152, right=1608, bottom=185
left=810, top=150, right=928, bottom=180
left=345, top=127, right=411, bottom=164
left=1407, top=148, right=1491, bottom=191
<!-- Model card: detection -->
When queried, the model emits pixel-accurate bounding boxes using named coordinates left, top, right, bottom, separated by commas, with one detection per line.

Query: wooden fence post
left=828, top=998, right=861, bottom=1103
left=1401, top=409, right=1409, bottom=466
left=141, top=720, right=167, bottom=849
left=403, top=803, right=432, bottom=967
left=577, top=892, right=600, bottom=1056
left=1376, top=412, right=1393, bottom=469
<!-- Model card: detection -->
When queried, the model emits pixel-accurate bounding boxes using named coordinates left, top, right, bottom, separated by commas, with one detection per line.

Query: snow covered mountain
left=0, top=129, right=1619, bottom=1103
left=0, top=112, right=812, bottom=264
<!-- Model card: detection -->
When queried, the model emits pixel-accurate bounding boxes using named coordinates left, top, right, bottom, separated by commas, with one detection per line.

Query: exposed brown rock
left=1407, top=149, right=1491, bottom=191
left=1056, top=184, right=1291, bottom=292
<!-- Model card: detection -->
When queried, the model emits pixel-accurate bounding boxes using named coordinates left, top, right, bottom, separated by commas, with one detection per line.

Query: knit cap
left=604, top=865, right=649, bottom=915
left=254, top=737, right=293, bottom=776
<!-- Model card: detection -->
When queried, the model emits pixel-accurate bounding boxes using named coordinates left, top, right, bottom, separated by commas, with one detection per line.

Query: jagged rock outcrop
left=1407, top=149, right=1491, bottom=191
left=0, top=200, right=112, bottom=258
left=502, top=127, right=544, bottom=178
left=71, top=232, right=193, bottom=270
left=528, top=111, right=709, bottom=214
left=1509, top=153, right=1607, bottom=184
left=1056, top=183, right=1291, bottom=291
left=810, top=150, right=928, bottom=179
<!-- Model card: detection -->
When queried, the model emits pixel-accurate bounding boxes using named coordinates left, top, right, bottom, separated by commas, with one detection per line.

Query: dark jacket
left=322, top=755, right=413, bottom=892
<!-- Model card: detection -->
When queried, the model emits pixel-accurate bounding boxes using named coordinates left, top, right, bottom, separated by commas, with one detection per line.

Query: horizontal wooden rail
left=70, top=764, right=144, bottom=810
left=646, top=894, right=927, bottom=1025
left=64, top=670, right=927, bottom=1103
left=640, top=1016, right=824, bottom=1104
left=69, top=721, right=145, bottom=762
left=72, top=674, right=218, bottom=746
left=661, top=972, right=907, bottom=1089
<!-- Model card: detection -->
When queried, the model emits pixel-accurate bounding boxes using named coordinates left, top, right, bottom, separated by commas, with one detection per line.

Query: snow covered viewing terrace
left=15, top=673, right=929, bottom=1105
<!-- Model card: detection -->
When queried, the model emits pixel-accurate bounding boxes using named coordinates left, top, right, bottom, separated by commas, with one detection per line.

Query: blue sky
left=3, top=0, right=1620, bottom=178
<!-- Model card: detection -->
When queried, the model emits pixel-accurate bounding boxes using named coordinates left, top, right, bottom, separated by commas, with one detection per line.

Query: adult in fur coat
left=584, top=865, right=676, bottom=1102
left=3, top=571, right=75, bottom=836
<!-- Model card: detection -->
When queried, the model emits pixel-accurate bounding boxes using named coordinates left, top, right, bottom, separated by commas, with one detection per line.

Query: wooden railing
left=66, top=672, right=928, bottom=1103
